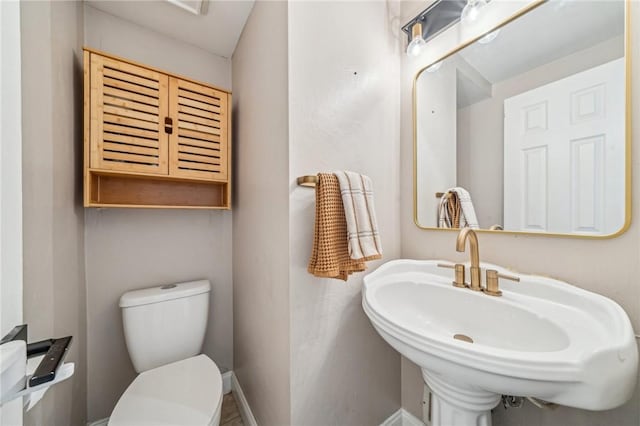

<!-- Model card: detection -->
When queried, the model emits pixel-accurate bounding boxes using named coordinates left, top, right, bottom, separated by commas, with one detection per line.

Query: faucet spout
left=456, top=228, right=482, bottom=291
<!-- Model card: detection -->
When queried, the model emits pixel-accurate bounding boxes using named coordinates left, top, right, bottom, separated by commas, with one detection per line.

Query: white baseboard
left=381, top=409, right=404, bottom=426
left=222, top=371, right=233, bottom=394
left=87, top=418, right=109, bottom=426
left=231, top=372, right=258, bottom=426
left=380, top=408, right=425, bottom=426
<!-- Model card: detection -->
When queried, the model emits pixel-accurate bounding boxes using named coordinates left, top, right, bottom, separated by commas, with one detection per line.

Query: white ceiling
left=86, top=0, right=255, bottom=59
left=459, top=0, right=624, bottom=84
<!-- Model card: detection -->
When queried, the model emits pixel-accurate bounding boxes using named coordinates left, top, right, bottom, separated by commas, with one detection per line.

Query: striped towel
left=308, top=173, right=366, bottom=280
left=334, top=171, right=383, bottom=261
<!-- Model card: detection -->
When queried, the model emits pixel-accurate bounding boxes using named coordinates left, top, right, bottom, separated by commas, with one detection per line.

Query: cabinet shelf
left=86, top=169, right=230, bottom=209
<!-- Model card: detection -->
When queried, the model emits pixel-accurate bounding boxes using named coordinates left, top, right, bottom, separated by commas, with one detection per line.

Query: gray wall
left=21, top=1, right=87, bottom=425
left=288, top=1, right=402, bottom=424
left=83, top=6, right=234, bottom=422
left=232, top=1, right=403, bottom=424
left=231, top=1, right=292, bottom=425
left=400, top=1, right=640, bottom=425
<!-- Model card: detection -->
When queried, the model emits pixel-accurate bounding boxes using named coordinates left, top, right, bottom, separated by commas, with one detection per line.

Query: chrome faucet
left=456, top=228, right=482, bottom=291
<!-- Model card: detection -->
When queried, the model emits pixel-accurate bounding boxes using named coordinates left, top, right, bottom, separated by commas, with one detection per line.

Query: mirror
left=414, top=0, right=629, bottom=237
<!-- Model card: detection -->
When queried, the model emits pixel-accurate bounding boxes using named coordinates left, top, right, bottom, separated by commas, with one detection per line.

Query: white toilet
left=108, top=280, right=222, bottom=426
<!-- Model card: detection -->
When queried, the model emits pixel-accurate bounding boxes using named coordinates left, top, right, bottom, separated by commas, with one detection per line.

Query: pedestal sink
left=362, top=260, right=638, bottom=426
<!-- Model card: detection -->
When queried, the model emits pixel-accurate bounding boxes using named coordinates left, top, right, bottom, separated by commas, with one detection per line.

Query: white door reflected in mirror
left=504, top=58, right=625, bottom=234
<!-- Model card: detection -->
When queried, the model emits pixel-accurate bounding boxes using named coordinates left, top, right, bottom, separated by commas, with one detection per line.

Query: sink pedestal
left=423, top=371, right=501, bottom=426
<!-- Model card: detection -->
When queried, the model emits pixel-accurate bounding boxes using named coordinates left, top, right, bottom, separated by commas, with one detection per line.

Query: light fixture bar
left=402, top=0, right=466, bottom=44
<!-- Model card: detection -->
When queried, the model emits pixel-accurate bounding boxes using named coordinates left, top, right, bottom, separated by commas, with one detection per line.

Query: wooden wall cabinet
left=83, top=48, right=232, bottom=209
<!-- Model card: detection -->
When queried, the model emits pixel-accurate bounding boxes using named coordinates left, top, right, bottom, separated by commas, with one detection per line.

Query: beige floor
left=221, top=392, right=244, bottom=426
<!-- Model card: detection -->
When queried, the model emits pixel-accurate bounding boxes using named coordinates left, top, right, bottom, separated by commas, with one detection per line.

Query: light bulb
left=461, top=0, right=487, bottom=23
left=407, top=36, right=426, bottom=57
left=478, top=28, right=500, bottom=44
left=406, top=22, right=426, bottom=57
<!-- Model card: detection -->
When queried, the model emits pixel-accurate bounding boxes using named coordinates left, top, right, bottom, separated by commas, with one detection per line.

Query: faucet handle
left=437, top=263, right=468, bottom=289
left=484, top=269, right=520, bottom=297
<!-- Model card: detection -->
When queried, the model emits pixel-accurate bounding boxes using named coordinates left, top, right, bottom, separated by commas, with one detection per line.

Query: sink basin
left=363, top=260, right=638, bottom=425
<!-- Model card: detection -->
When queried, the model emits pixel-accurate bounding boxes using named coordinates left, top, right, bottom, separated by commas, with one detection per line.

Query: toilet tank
left=119, top=280, right=210, bottom=373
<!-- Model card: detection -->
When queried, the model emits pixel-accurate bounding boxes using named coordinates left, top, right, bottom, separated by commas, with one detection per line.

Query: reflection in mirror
left=414, top=0, right=627, bottom=236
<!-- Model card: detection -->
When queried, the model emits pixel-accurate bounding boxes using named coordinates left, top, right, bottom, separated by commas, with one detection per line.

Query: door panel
left=169, top=77, right=228, bottom=181
left=571, top=135, right=605, bottom=232
left=90, top=54, right=169, bottom=174
left=522, top=146, right=547, bottom=231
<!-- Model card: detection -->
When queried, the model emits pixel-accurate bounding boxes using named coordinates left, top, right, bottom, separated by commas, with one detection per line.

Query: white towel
left=438, top=187, right=479, bottom=229
left=334, top=171, right=383, bottom=261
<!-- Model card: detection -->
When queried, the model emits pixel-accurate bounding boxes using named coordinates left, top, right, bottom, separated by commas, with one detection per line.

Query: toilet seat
left=108, top=355, right=222, bottom=426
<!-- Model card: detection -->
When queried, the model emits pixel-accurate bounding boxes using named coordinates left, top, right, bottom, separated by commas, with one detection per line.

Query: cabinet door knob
left=164, top=117, right=173, bottom=134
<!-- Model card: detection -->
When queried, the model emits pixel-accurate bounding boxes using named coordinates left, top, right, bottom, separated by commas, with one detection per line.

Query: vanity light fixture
left=461, top=0, right=488, bottom=23
left=402, top=0, right=494, bottom=55
left=402, top=0, right=466, bottom=57
left=407, top=22, right=426, bottom=57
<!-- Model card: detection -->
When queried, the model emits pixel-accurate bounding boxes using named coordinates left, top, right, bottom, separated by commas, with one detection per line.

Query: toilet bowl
left=108, top=280, right=222, bottom=426
left=109, top=355, right=222, bottom=426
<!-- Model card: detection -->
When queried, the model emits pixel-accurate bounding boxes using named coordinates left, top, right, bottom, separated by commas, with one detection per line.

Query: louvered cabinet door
left=168, top=78, right=228, bottom=181
left=90, top=54, right=169, bottom=174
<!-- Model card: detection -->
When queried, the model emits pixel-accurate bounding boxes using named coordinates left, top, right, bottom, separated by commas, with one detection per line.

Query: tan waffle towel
left=308, top=173, right=366, bottom=281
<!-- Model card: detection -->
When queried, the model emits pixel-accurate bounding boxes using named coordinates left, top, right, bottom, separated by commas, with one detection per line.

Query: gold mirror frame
left=413, top=0, right=632, bottom=239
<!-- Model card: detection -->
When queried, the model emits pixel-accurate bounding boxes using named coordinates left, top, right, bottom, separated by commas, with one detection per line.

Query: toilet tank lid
left=120, top=280, right=211, bottom=308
